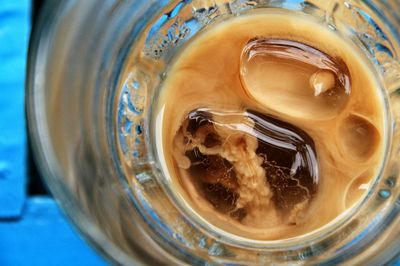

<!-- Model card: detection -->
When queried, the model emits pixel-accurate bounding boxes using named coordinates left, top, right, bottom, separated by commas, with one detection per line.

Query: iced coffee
left=156, top=10, right=385, bottom=240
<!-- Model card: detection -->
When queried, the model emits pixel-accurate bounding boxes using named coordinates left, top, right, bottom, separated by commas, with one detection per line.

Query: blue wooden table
left=0, top=1, right=105, bottom=265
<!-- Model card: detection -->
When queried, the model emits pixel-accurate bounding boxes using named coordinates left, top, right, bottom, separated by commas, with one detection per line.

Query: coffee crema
left=156, top=11, right=385, bottom=240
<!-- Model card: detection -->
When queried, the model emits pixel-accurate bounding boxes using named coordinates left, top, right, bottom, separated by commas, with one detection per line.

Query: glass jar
left=27, top=0, right=400, bottom=265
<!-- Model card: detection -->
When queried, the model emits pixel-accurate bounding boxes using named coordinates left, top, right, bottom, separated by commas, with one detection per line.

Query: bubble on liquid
left=198, top=237, right=207, bottom=249
left=345, top=170, right=371, bottom=208
left=385, top=177, right=396, bottom=188
left=208, top=242, right=224, bottom=256
left=378, top=189, right=391, bottom=199
left=339, top=114, right=380, bottom=161
left=240, top=38, right=351, bottom=121
left=174, top=108, right=319, bottom=223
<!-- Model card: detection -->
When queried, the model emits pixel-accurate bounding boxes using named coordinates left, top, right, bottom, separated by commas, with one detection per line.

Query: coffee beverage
left=156, top=10, right=385, bottom=240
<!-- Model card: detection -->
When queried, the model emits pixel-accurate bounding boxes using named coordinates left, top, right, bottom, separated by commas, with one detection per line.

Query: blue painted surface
left=0, top=1, right=106, bottom=265
left=0, top=197, right=106, bottom=266
left=0, top=0, right=29, bottom=219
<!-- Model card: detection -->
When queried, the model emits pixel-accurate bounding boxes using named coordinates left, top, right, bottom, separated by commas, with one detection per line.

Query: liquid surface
left=157, top=11, right=385, bottom=240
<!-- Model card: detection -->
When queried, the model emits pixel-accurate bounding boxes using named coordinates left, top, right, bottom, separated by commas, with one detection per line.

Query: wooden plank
left=0, top=0, right=29, bottom=218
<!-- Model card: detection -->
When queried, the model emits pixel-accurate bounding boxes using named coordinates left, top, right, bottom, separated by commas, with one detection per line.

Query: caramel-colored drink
left=156, top=11, right=385, bottom=240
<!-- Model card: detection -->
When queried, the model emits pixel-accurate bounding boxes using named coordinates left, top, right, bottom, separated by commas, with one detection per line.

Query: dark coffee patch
left=185, top=148, right=237, bottom=187
left=230, top=207, right=247, bottom=221
left=202, top=183, right=239, bottom=213
left=248, top=110, right=319, bottom=211
left=179, top=108, right=319, bottom=221
left=204, top=132, right=221, bottom=148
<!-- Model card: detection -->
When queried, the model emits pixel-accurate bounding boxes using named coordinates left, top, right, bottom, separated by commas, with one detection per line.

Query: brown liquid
left=156, top=11, right=385, bottom=240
